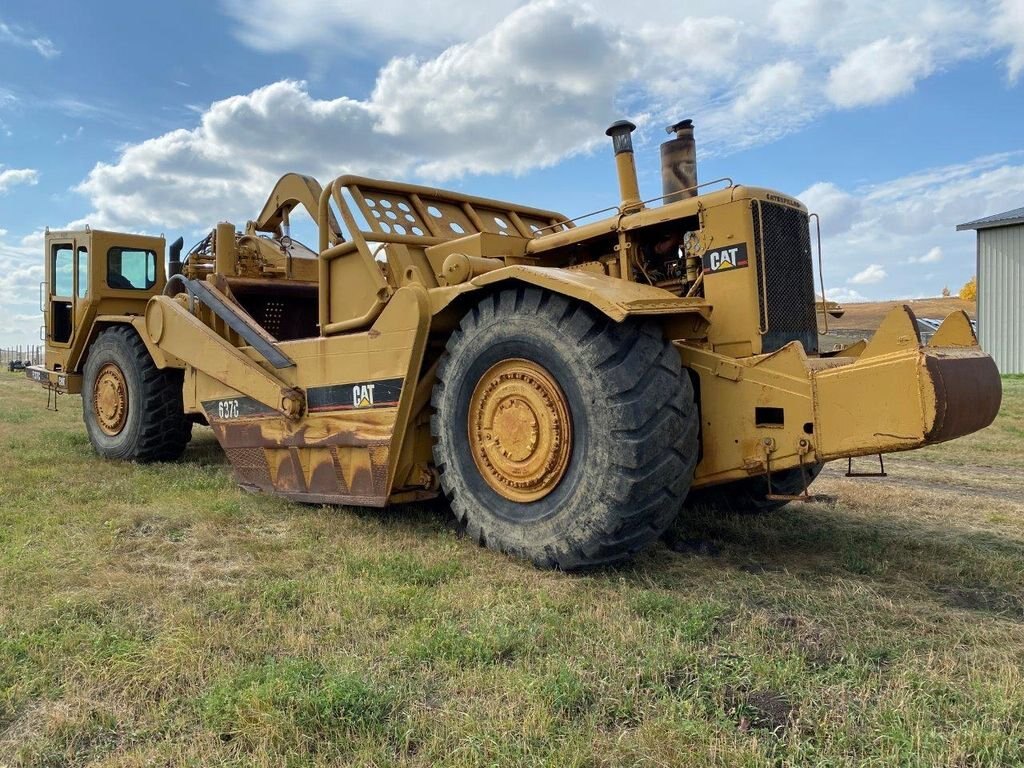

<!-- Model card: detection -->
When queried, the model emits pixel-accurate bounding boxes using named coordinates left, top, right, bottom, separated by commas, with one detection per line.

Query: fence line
left=1, top=346, right=43, bottom=368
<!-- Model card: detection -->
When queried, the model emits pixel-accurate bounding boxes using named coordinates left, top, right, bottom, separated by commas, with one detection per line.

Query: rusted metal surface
left=660, top=119, right=698, bottom=203
left=208, top=408, right=400, bottom=507
left=761, top=437, right=820, bottom=502
left=923, top=350, right=1002, bottom=444
left=188, top=284, right=431, bottom=507
left=468, top=358, right=573, bottom=502
left=680, top=304, right=1003, bottom=490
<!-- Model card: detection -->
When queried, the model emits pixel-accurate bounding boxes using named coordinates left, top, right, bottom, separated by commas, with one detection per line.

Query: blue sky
left=1, top=0, right=1023, bottom=346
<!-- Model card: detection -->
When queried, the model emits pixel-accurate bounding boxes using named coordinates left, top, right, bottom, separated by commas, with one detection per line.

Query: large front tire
left=82, top=326, right=191, bottom=462
left=431, top=288, right=699, bottom=569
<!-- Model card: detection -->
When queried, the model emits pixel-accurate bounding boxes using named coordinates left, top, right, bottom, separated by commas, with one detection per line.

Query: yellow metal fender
left=124, top=316, right=183, bottom=370
left=471, top=265, right=711, bottom=323
left=423, top=264, right=711, bottom=341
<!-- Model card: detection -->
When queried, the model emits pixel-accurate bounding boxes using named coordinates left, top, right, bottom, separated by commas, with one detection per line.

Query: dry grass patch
left=1, top=373, right=1023, bottom=766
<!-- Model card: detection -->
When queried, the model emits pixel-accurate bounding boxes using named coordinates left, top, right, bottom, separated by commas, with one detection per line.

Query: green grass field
left=1, top=373, right=1022, bottom=767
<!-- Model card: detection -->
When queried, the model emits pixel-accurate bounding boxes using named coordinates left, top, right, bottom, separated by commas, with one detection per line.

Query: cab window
left=77, top=246, right=88, bottom=298
left=107, top=247, right=156, bottom=290
left=52, top=245, right=74, bottom=297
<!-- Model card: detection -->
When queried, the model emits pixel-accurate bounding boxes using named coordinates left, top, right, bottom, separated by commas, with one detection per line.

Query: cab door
left=47, top=237, right=75, bottom=348
left=45, top=234, right=89, bottom=355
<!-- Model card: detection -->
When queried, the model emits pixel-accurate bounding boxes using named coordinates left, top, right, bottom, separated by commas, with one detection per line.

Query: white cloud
left=909, top=246, right=943, bottom=264
left=769, top=0, right=846, bottom=45
left=83, top=0, right=1010, bottom=236
left=59, top=0, right=1009, bottom=237
left=799, top=182, right=862, bottom=236
left=0, top=17, right=59, bottom=58
left=0, top=229, right=44, bottom=346
left=0, top=167, right=39, bottom=193
left=992, top=0, right=1024, bottom=81
left=368, top=1, right=628, bottom=176
left=849, top=263, right=888, bottom=284
left=801, top=152, right=1024, bottom=300
left=75, top=2, right=642, bottom=232
left=826, top=37, right=934, bottom=108
left=731, top=61, right=806, bottom=118
left=826, top=287, right=869, bottom=303
left=221, top=0, right=520, bottom=50
left=699, top=61, right=819, bottom=149
left=77, top=0, right=1000, bottom=234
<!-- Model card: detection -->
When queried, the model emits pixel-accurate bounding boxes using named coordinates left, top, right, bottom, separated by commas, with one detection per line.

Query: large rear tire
left=687, top=463, right=824, bottom=514
left=82, top=326, right=191, bottom=462
left=431, top=287, right=699, bottom=569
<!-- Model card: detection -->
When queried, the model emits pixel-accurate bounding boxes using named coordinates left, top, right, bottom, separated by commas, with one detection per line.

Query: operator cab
left=30, top=228, right=166, bottom=394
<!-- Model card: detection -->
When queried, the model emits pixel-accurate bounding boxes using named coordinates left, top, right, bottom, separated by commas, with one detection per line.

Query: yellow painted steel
left=185, top=284, right=431, bottom=505
left=144, top=295, right=304, bottom=419
left=32, top=128, right=1002, bottom=510
left=92, top=363, right=129, bottom=436
left=40, top=229, right=166, bottom=377
left=468, top=358, right=573, bottom=502
left=253, top=171, right=343, bottom=245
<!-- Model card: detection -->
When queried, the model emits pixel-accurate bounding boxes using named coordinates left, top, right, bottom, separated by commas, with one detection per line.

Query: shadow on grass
left=181, top=424, right=1023, bottom=621
left=182, top=427, right=229, bottom=467
left=341, top=494, right=1024, bottom=620
left=645, top=500, right=1024, bottom=621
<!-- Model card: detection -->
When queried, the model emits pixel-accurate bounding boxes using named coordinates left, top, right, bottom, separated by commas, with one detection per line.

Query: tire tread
left=83, top=326, right=191, bottom=462
left=431, top=287, right=699, bottom=569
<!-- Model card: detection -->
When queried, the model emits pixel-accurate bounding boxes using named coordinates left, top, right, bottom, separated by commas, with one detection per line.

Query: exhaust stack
left=215, top=222, right=238, bottom=276
left=605, top=120, right=643, bottom=214
left=168, top=236, right=184, bottom=278
left=660, top=119, right=698, bottom=203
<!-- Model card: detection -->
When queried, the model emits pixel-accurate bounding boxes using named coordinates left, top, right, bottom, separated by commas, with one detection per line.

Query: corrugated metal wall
left=979, top=224, right=1023, bottom=374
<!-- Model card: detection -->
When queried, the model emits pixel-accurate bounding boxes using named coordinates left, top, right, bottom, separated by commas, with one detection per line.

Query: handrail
left=316, top=178, right=393, bottom=336
left=809, top=212, right=829, bottom=334
left=531, top=206, right=619, bottom=235
left=530, top=178, right=736, bottom=236
left=643, top=177, right=734, bottom=208
left=330, top=174, right=570, bottom=222
left=317, top=179, right=335, bottom=334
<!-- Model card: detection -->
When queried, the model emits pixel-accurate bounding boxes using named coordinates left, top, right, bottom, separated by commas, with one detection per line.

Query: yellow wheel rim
left=94, top=363, right=129, bottom=436
left=468, top=359, right=572, bottom=502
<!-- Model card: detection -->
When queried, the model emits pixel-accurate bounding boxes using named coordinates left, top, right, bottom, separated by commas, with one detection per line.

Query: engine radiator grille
left=752, top=201, right=819, bottom=354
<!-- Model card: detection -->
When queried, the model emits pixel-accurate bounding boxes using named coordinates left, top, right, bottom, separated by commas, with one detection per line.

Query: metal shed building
left=957, top=207, right=1024, bottom=374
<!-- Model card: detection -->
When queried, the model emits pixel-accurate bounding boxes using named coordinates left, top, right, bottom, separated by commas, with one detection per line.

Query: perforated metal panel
left=337, top=177, right=569, bottom=244
left=226, top=447, right=272, bottom=489
left=258, top=299, right=285, bottom=337
left=358, top=193, right=432, bottom=238
left=753, top=201, right=819, bottom=354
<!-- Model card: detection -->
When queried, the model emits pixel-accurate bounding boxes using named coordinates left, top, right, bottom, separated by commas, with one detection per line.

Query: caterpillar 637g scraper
left=29, top=119, right=1001, bottom=568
